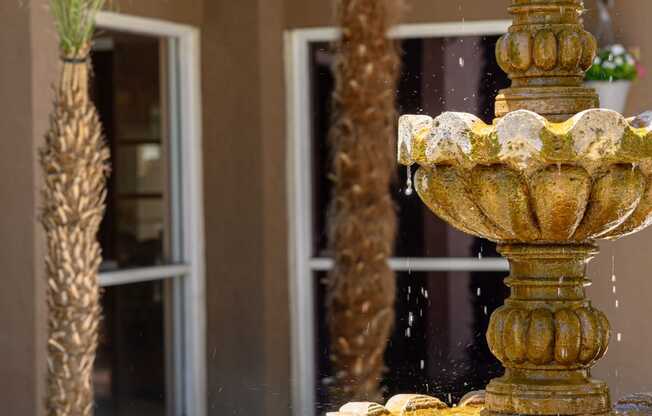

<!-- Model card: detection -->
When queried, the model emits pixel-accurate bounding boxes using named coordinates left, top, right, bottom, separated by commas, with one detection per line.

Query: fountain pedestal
left=486, top=244, right=610, bottom=416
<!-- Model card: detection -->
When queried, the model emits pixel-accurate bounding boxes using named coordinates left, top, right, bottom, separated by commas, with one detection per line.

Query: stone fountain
left=329, top=1, right=652, bottom=415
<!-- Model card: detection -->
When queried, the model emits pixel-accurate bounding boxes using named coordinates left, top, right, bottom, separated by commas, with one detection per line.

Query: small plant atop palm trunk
left=41, top=0, right=109, bottom=414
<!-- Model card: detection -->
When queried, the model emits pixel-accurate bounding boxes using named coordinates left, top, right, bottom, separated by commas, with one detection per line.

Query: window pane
left=92, top=32, right=170, bottom=270
left=309, top=36, right=510, bottom=258
left=314, top=270, right=508, bottom=412
left=114, top=199, right=166, bottom=267
left=94, top=281, right=168, bottom=416
left=115, top=144, right=164, bottom=195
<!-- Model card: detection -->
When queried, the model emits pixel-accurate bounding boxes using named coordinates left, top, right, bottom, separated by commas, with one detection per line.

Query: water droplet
left=405, top=165, right=414, bottom=196
left=477, top=287, right=482, bottom=296
left=458, top=57, right=465, bottom=67
left=483, top=305, right=488, bottom=315
left=405, top=327, right=411, bottom=338
left=612, top=274, right=617, bottom=282
left=558, top=276, right=564, bottom=297
left=420, top=360, right=425, bottom=370
left=615, top=299, right=619, bottom=308
left=617, top=332, right=622, bottom=342
left=408, top=311, right=414, bottom=327
left=612, top=285, right=617, bottom=294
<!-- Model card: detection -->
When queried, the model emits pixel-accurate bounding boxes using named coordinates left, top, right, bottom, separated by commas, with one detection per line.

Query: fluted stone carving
left=493, top=0, right=599, bottom=120
left=399, top=110, right=652, bottom=242
left=496, top=28, right=596, bottom=75
left=487, top=305, right=609, bottom=367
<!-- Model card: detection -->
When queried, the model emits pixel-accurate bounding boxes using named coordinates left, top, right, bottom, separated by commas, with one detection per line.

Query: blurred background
left=1, top=0, right=651, bottom=415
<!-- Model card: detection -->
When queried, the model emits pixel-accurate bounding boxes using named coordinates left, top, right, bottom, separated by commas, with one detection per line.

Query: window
left=286, top=21, right=512, bottom=416
left=91, top=12, right=205, bottom=416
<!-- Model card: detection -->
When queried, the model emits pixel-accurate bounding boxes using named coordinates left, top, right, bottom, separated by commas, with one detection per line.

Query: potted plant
left=585, top=44, right=644, bottom=113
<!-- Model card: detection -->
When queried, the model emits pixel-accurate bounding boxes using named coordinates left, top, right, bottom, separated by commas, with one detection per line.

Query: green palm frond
left=50, top=0, right=105, bottom=57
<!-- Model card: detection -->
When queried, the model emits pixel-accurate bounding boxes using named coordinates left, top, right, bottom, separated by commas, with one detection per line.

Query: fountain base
left=484, top=244, right=612, bottom=416
left=485, top=369, right=611, bottom=416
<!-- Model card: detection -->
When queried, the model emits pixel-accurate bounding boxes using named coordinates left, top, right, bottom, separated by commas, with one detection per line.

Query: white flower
left=603, top=61, right=617, bottom=70
left=594, top=56, right=602, bottom=65
left=611, top=44, right=626, bottom=55
left=615, top=57, right=624, bottom=65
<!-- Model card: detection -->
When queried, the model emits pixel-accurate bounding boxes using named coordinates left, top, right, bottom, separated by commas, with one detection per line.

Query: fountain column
left=494, top=0, right=598, bottom=121
left=486, top=244, right=611, bottom=416
left=484, top=3, right=609, bottom=413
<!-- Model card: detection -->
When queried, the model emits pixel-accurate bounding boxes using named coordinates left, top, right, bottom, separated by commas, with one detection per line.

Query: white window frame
left=285, top=20, right=512, bottom=416
left=95, top=11, right=206, bottom=416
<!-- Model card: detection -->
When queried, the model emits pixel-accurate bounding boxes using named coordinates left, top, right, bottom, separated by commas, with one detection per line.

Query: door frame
left=95, top=11, right=206, bottom=416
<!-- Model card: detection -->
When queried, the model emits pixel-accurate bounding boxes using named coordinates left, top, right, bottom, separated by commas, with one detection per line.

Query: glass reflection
left=314, top=270, right=507, bottom=412
left=309, top=36, right=510, bottom=258
left=94, top=281, right=167, bottom=416
left=92, top=32, right=169, bottom=270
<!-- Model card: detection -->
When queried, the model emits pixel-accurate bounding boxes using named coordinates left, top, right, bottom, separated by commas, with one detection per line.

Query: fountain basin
left=398, top=110, right=652, bottom=243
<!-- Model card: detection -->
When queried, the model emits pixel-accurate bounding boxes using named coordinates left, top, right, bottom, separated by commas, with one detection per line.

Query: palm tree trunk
left=327, top=0, right=401, bottom=404
left=41, top=50, right=109, bottom=415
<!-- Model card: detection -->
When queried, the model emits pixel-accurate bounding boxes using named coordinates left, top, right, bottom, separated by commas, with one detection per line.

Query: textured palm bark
left=41, top=54, right=109, bottom=416
left=326, top=0, right=401, bottom=403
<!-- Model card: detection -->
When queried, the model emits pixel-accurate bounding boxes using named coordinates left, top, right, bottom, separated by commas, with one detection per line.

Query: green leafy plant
left=586, top=44, right=643, bottom=82
left=50, top=0, right=104, bottom=56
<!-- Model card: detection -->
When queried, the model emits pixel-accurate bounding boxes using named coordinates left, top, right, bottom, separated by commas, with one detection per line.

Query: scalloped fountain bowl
left=398, top=109, right=652, bottom=243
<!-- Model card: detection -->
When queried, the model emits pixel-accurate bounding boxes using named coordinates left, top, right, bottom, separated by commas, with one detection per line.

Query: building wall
left=583, top=0, right=652, bottom=400
left=108, top=0, right=204, bottom=25
left=284, top=0, right=508, bottom=28
left=201, top=0, right=287, bottom=414
left=0, top=2, right=56, bottom=414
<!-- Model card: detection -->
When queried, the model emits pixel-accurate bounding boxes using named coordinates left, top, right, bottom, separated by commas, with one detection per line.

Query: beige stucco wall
left=583, top=0, right=652, bottom=400
left=285, top=0, right=508, bottom=28
left=0, top=1, right=56, bottom=414
left=202, top=0, right=292, bottom=414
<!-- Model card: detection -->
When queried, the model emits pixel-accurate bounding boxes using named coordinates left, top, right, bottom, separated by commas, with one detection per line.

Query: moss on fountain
left=399, top=109, right=652, bottom=172
left=398, top=109, right=652, bottom=243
